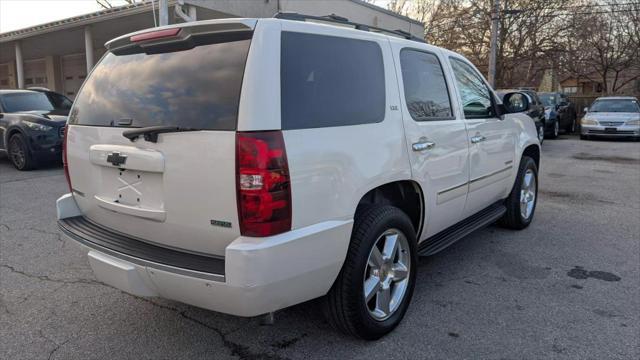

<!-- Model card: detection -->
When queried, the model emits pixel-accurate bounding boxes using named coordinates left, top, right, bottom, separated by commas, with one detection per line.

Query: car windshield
left=1, top=92, right=55, bottom=113
left=539, top=94, right=557, bottom=107
left=589, top=99, right=640, bottom=113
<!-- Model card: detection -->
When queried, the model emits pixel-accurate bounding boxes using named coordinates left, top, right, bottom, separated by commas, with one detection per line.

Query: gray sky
left=0, top=0, right=393, bottom=33
left=0, top=0, right=132, bottom=32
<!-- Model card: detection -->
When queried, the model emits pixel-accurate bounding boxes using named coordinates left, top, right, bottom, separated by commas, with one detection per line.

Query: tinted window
left=47, top=92, right=73, bottom=110
left=281, top=32, right=385, bottom=129
left=0, top=92, right=54, bottom=113
left=400, top=49, right=453, bottom=121
left=69, top=37, right=252, bottom=129
left=589, top=99, right=640, bottom=112
left=450, top=58, right=494, bottom=118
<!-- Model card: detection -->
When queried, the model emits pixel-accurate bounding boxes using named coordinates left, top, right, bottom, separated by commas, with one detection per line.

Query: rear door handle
left=412, top=139, right=436, bottom=152
left=470, top=135, right=486, bottom=144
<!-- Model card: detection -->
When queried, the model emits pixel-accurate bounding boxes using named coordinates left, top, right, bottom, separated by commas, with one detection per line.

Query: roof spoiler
left=105, top=20, right=255, bottom=53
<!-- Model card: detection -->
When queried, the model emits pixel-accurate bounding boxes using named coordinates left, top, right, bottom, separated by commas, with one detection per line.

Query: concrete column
left=44, top=55, right=62, bottom=92
left=84, top=26, right=94, bottom=74
left=15, top=41, right=24, bottom=89
left=159, top=0, right=169, bottom=26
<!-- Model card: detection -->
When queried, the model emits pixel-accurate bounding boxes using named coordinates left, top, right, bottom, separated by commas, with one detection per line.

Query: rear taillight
left=62, top=125, right=72, bottom=192
left=130, top=28, right=181, bottom=42
left=236, top=131, right=291, bottom=237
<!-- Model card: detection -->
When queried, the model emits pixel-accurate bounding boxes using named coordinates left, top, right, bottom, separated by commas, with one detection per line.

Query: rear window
left=281, top=32, right=385, bottom=130
left=1, top=92, right=54, bottom=113
left=69, top=36, right=252, bottom=130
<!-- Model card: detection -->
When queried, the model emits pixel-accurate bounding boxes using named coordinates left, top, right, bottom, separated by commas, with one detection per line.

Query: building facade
left=0, top=0, right=423, bottom=98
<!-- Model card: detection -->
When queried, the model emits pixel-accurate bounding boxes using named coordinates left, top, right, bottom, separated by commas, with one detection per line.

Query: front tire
left=323, top=206, right=417, bottom=340
left=8, top=134, right=35, bottom=171
left=500, top=156, right=538, bottom=230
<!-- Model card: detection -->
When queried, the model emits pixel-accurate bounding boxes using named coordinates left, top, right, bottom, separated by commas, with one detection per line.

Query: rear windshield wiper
left=122, top=125, right=198, bottom=143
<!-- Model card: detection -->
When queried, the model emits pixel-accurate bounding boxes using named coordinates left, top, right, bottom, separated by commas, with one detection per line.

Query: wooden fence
left=568, top=95, right=600, bottom=119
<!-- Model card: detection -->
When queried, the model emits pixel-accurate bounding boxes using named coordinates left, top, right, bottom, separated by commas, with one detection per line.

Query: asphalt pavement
left=1, top=135, right=638, bottom=359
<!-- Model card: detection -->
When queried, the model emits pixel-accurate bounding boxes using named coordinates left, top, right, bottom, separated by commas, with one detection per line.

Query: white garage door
left=0, top=63, right=11, bottom=89
left=61, top=54, right=87, bottom=99
left=24, top=59, right=47, bottom=88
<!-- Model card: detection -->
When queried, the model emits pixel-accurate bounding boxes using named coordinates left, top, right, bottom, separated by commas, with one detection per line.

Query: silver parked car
left=580, top=96, right=640, bottom=140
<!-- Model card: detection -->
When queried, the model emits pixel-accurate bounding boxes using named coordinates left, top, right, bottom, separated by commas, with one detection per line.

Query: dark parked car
left=0, top=90, right=68, bottom=170
left=28, top=87, right=73, bottom=112
left=497, top=89, right=548, bottom=142
left=539, top=92, right=577, bottom=133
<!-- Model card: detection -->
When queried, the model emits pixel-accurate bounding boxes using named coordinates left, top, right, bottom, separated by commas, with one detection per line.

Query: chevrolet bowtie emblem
left=106, top=152, right=127, bottom=167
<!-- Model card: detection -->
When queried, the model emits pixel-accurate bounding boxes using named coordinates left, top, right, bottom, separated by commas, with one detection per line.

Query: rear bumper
left=56, top=193, right=352, bottom=317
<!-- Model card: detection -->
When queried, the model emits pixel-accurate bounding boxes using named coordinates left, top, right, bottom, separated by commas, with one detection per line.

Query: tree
left=384, top=0, right=640, bottom=94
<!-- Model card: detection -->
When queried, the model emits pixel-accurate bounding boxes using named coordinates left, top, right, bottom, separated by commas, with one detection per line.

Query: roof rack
left=274, top=12, right=424, bottom=43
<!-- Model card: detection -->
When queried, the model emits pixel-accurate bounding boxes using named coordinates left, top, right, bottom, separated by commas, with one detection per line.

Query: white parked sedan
left=581, top=96, right=640, bottom=140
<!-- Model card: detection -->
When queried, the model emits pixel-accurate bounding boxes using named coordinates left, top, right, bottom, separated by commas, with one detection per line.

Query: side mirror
left=502, top=92, right=530, bottom=113
left=583, top=107, right=588, bottom=113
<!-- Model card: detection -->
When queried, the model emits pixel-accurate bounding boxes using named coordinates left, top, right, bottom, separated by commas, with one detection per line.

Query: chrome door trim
left=470, top=165, right=513, bottom=184
left=436, top=182, right=468, bottom=204
left=469, top=165, right=513, bottom=192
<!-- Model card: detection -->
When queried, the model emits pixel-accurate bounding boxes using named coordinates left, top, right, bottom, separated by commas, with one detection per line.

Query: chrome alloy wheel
left=520, top=169, right=537, bottom=220
left=538, top=125, right=545, bottom=143
left=9, top=137, right=26, bottom=169
left=363, top=229, right=411, bottom=321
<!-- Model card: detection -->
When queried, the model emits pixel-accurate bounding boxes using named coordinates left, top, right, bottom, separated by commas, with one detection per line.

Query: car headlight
left=626, top=119, right=640, bottom=126
left=581, top=117, right=598, bottom=126
left=24, top=121, right=53, bottom=131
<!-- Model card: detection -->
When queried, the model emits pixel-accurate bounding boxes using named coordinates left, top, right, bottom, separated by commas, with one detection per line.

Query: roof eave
left=0, top=2, right=166, bottom=43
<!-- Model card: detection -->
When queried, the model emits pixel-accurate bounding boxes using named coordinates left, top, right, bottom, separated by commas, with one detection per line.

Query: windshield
left=1, top=92, right=55, bottom=113
left=589, top=99, right=640, bottom=113
left=69, top=35, right=252, bottom=129
left=539, top=94, right=557, bottom=107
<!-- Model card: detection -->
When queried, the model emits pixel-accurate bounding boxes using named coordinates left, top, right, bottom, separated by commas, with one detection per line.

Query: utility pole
left=488, top=0, right=500, bottom=87
left=159, top=0, right=169, bottom=26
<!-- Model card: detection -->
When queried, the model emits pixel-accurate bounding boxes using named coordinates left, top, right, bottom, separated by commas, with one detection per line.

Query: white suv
left=57, top=15, right=540, bottom=339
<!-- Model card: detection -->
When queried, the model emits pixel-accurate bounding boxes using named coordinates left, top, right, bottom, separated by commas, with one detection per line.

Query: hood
left=587, top=112, right=640, bottom=122
left=19, top=110, right=68, bottom=122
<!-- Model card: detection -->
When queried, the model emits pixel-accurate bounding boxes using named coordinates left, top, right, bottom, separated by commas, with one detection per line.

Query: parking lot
left=0, top=135, right=638, bottom=359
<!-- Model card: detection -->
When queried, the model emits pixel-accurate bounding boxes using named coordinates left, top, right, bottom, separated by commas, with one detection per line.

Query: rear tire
left=322, top=206, right=417, bottom=340
left=567, top=119, right=576, bottom=133
left=8, top=134, right=35, bottom=171
left=500, top=156, right=538, bottom=230
left=548, top=120, right=559, bottom=139
left=580, top=134, right=589, bottom=140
